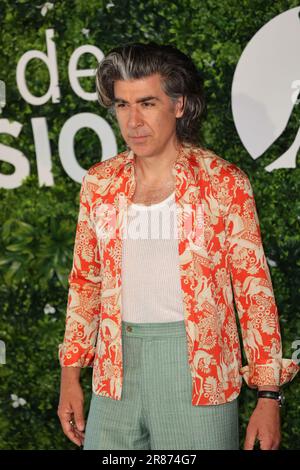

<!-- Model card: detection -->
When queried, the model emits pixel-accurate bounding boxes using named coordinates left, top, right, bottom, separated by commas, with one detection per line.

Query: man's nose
left=127, top=106, right=143, bottom=128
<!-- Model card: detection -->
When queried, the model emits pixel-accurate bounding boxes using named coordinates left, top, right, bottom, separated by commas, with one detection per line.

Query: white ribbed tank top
left=121, top=191, right=185, bottom=323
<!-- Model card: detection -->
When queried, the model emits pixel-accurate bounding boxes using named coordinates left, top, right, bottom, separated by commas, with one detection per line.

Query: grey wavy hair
left=95, top=42, right=206, bottom=145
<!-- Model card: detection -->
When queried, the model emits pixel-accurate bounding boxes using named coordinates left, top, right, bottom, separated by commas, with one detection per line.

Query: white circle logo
left=232, top=6, right=300, bottom=171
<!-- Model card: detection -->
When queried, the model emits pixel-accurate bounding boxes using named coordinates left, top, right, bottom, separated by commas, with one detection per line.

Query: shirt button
left=126, top=326, right=132, bottom=332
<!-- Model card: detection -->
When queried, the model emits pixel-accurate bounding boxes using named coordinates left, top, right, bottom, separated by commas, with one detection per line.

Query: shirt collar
left=120, top=141, right=198, bottom=184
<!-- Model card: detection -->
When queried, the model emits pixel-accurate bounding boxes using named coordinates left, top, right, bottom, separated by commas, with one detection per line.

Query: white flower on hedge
left=204, top=59, right=215, bottom=67
left=267, top=257, right=277, bottom=267
left=81, top=28, right=90, bottom=37
left=44, top=303, right=55, bottom=315
left=106, top=2, right=115, bottom=9
left=11, top=394, right=27, bottom=408
left=39, top=2, right=54, bottom=16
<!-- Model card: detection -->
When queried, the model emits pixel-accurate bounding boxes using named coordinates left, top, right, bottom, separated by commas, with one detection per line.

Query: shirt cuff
left=58, top=342, right=95, bottom=368
left=240, top=358, right=300, bottom=388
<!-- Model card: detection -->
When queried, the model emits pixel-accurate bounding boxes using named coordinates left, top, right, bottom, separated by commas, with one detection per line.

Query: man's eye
left=115, top=102, right=154, bottom=109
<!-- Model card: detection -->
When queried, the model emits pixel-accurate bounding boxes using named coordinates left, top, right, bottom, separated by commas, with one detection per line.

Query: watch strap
left=257, top=390, right=280, bottom=399
left=257, top=390, right=284, bottom=407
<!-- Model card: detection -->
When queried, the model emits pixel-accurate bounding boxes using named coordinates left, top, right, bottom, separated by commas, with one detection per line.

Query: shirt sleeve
left=58, top=173, right=102, bottom=368
left=224, top=169, right=299, bottom=388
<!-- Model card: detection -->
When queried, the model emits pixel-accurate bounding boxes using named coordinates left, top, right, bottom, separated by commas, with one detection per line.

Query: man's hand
left=57, top=367, right=85, bottom=447
left=244, top=398, right=281, bottom=450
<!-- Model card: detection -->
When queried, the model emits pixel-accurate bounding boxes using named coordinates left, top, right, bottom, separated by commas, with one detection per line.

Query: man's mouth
left=129, top=135, right=149, bottom=139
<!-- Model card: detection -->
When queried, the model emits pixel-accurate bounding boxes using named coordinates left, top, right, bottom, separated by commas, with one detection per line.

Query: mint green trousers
left=83, top=320, right=240, bottom=450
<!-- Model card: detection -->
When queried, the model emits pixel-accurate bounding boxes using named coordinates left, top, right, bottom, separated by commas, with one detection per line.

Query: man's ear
left=175, top=96, right=185, bottom=118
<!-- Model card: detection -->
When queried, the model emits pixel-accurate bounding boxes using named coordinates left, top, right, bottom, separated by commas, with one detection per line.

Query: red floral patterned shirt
left=58, top=142, right=299, bottom=405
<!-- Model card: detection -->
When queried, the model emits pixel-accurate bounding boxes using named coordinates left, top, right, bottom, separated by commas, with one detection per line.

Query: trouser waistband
left=121, top=320, right=186, bottom=338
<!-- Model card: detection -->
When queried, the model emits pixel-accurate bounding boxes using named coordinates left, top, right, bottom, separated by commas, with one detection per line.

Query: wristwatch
left=257, top=390, right=285, bottom=407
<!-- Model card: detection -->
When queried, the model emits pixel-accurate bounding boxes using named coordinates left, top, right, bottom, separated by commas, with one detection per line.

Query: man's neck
left=133, top=139, right=181, bottom=183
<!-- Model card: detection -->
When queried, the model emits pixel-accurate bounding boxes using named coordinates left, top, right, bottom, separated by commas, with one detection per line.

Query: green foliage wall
left=0, top=0, right=299, bottom=450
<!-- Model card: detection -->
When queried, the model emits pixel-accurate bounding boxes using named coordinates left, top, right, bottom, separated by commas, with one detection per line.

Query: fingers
left=245, top=434, right=281, bottom=451
left=69, top=416, right=85, bottom=447
left=243, top=429, right=257, bottom=450
left=260, top=442, right=272, bottom=450
left=65, top=415, right=85, bottom=447
left=58, top=409, right=85, bottom=447
left=73, top=406, right=85, bottom=433
left=261, top=439, right=281, bottom=450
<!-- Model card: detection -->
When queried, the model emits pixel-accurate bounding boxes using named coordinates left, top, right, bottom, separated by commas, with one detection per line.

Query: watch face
left=279, top=393, right=285, bottom=406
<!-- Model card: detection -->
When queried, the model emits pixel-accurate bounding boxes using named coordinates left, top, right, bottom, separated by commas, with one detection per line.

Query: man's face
left=113, top=73, right=184, bottom=157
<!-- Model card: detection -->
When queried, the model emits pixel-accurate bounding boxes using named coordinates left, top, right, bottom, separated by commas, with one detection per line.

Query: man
left=57, top=43, right=299, bottom=450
